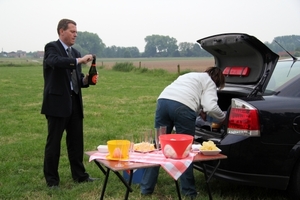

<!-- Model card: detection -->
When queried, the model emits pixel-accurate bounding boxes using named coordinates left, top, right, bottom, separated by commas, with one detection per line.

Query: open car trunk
left=195, top=33, right=279, bottom=142
left=198, top=33, right=278, bottom=96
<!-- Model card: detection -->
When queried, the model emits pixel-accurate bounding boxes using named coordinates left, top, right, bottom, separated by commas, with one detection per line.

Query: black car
left=193, top=33, right=300, bottom=199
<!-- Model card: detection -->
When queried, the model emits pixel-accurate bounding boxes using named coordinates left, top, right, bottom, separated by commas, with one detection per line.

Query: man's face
left=59, top=23, right=77, bottom=46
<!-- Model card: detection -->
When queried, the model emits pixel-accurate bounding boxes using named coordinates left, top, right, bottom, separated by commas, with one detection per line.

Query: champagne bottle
left=88, top=55, right=98, bottom=85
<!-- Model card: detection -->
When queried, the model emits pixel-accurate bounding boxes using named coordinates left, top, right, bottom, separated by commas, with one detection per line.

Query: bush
left=112, top=62, right=135, bottom=72
left=111, top=61, right=176, bottom=81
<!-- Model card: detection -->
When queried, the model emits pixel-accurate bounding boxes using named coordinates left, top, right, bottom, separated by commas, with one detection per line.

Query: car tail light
left=227, top=98, right=260, bottom=136
left=223, top=66, right=250, bottom=77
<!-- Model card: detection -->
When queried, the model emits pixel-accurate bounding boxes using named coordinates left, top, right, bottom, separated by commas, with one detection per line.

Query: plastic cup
left=155, top=126, right=167, bottom=150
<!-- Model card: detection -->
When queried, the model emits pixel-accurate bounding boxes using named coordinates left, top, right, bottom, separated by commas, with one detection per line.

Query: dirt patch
left=98, top=58, right=214, bottom=73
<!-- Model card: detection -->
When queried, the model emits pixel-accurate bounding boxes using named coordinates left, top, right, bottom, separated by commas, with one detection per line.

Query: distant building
left=7, top=51, right=17, bottom=57
left=0, top=51, right=8, bottom=57
left=17, top=50, right=26, bottom=58
left=0, top=50, right=45, bottom=58
left=6, top=50, right=27, bottom=58
left=34, top=51, right=44, bottom=58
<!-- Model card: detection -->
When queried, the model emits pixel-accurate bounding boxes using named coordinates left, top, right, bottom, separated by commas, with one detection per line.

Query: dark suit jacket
left=41, top=40, right=89, bottom=118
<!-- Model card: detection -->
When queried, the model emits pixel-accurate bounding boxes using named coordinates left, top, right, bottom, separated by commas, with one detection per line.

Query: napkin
left=89, top=151, right=196, bottom=180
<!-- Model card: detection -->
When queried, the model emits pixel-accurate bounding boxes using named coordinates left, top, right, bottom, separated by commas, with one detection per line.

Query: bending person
left=140, top=67, right=226, bottom=199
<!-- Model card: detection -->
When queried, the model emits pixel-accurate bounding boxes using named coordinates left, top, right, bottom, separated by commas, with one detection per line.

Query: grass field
left=0, top=57, right=288, bottom=200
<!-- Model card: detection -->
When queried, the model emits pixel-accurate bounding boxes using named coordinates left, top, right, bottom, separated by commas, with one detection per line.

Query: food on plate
left=134, top=142, right=155, bottom=152
left=200, top=141, right=218, bottom=151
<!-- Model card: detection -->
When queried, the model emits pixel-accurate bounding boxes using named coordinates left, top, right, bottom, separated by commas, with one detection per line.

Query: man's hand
left=200, top=110, right=207, bottom=120
left=83, top=74, right=89, bottom=85
left=83, top=73, right=99, bottom=85
left=78, top=54, right=93, bottom=64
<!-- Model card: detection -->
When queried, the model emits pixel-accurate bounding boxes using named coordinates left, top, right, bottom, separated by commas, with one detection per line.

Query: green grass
left=0, top=59, right=288, bottom=200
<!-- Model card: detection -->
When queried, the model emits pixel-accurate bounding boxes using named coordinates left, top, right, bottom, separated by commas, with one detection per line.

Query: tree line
left=73, top=32, right=300, bottom=58
left=24, top=32, right=299, bottom=59
left=72, top=32, right=212, bottom=58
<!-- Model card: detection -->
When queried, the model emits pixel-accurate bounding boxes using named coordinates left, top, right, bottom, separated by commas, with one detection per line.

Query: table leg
left=94, top=160, right=106, bottom=175
left=100, top=168, right=111, bottom=200
left=124, top=170, right=133, bottom=200
left=201, top=163, right=212, bottom=200
left=113, top=171, right=134, bottom=194
left=93, top=160, right=134, bottom=200
left=200, top=160, right=220, bottom=200
left=174, top=180, right=182, bottom=200
left=206, top=160, right=220, bottom=183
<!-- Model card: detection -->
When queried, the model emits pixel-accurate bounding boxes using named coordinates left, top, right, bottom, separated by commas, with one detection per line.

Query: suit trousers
left=43, top=92, right=88, bottom=186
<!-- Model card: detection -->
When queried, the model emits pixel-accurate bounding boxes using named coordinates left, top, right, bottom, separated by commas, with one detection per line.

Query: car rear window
left=266, top=59, right=300, bottom=94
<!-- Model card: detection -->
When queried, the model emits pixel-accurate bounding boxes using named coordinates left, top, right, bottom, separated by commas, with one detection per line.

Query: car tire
left=288, top=161, right=300, bottom=199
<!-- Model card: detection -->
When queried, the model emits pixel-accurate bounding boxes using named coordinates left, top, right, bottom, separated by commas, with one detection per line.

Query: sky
left=1, top=0, right=300, bottom=53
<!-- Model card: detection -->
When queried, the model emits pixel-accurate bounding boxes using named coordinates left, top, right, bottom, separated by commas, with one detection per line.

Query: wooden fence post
left=177, top=64, right=180, bottom=75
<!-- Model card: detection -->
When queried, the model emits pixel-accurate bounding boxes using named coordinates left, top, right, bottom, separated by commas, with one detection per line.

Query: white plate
left=200, top=148, right=221, bottom=155
left=192, top=144, right=202, bottom=152
left=97, top=145, right=108, bottom=153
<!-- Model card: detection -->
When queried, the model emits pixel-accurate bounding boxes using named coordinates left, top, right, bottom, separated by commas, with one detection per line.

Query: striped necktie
left=67, top=47, right=78, bottom=94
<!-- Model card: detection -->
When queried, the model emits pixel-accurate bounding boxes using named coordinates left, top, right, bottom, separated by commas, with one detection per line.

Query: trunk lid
left=197, top=33, right=279, bottom=96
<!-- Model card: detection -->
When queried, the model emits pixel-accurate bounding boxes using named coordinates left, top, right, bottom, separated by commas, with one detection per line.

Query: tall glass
left=155, top=126, right=167, bottom=150
left=144, top=129, right=153, bottom=152
left=126, top=134, right=134, bottom=165
left=160, top=126, right=167, bottom=135
left=115, top=140, right=124, bottom=167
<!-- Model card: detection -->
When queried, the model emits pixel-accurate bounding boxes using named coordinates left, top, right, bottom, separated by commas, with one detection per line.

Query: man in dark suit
left=41, top=18, right=96, bottom=188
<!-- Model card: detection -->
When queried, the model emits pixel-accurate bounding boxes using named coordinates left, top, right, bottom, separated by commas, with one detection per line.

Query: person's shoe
left=78, top=177, right=99, bottom=183
left=86, top=177, right=99, bottom=182
left=185, top=192, right=200, bottom=200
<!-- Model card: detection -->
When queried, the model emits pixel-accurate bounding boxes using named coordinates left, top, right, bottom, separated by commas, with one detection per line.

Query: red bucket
left=159, top=134, right=193, bottom=159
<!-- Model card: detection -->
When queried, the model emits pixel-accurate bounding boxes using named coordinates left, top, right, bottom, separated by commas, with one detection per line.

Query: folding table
left=86, top=151, right=227, bottom=200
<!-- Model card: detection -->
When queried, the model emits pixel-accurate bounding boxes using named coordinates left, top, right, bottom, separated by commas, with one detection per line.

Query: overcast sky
left=1, top=0, right=299, bottom=53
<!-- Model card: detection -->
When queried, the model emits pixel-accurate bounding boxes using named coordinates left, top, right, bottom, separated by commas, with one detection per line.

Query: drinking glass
left=155, top=126, right=167, bottom=150
left=126, top=134, right=134, bottom=165
left=115, top=140, right=124, bottom=167
left=160, top=126, right=167, bottom=135
left=154, top=128, right=160, bottom=150
left=141, top=129, right=153, bottom=152
left=147, top=129, right=153, bottom=145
